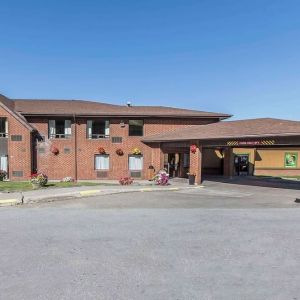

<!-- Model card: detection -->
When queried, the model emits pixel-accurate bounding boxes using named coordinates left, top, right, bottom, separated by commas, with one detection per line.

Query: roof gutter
left=19, top=113, right=232, bottom=119
left=142, top=132, right=300, bottom=143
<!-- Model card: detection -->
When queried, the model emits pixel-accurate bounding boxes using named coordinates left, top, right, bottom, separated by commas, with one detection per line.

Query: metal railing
left=0, top=133, right=8, bottom=138
left=87, top=134, right=110, bottom=139
left=49, top=133, right=72, bottom=139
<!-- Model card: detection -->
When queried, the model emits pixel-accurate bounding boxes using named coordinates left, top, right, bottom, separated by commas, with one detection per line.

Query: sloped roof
left=142, top=118, right=300, bottom=142
left=13, top=99, right=231, bottom=119
left=0, top=95, right=35, bottom=131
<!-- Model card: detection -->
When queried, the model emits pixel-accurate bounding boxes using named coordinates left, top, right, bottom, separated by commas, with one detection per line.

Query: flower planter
left=31, top=182, right=41, bottom=189
left=98, top=147, right=106, bottom=154
left=188, top=174, right=196, bottom=185
left=116, top=149, right=124, bottom=156
left=51, top=146, right=59, bottom=155
left=190, top=144, right=197, bottom=154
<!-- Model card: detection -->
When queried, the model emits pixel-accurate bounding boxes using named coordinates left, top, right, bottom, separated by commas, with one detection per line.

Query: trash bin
left=188, top=174, right=196, bottom=185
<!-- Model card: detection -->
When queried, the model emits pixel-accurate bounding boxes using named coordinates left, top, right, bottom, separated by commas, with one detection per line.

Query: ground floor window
left=95, top=154, right=109, bottom=170
left=129, top=155, right=143, bottom=170
left=0, top=155, right=8, bottom=172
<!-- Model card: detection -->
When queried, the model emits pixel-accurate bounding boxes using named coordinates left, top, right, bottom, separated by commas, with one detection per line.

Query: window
left=87, top=120, right=109, bottom=139
left=129, top=120, right=143, bottom=136
left=49, top=120, right=72, bottom=139
left=0, top=118, right=8, bottom=137
left=183, top=153, right=190, bottom=168
left=95, top=154, right=109, bottom=170
left=129, top=155, right=143, bottom=170
left=0, top=156, right=8, bottom=173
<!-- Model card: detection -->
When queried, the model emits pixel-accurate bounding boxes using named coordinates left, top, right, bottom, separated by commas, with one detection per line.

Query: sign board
left=285, top=153, right=298, bottom=168
left=227, top=140, right=275, bottom=146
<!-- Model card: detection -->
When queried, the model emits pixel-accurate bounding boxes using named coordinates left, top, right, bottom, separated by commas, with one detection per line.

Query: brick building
left=144, top=118, right=300, bottom=184
left=0, top=94, right=229, bottom=181
left=1, top=93, right=300, bottom=183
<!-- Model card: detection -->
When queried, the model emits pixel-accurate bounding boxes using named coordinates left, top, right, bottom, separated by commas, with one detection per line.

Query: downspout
left=73, top=114, right=78, bottom=182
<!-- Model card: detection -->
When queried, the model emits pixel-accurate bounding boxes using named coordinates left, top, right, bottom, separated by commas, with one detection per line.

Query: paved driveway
left=1, top=183, right=300, bottom=300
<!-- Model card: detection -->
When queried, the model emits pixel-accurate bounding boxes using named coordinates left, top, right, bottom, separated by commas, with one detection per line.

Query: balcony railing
left=87, top=134, right=110, bottom=139
left=49, top=133, right=72, bottom=139
left=0, top=133, right=8, bottom=138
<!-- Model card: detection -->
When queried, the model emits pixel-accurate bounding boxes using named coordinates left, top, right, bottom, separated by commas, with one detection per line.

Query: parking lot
left=1, top=181, right=300, bottom=299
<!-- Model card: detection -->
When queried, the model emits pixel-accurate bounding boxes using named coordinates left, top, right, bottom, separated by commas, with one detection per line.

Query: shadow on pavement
left=202, top=175, right=300, bottom=190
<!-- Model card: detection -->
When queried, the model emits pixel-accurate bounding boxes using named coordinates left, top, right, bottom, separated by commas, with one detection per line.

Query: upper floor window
left=129, top=120, right=144, bottom=136
left=0, top=118, right=8, bottom=138
left=49, top=120, right=71, bottom=139
left=87, top=120, right=109, bottom=139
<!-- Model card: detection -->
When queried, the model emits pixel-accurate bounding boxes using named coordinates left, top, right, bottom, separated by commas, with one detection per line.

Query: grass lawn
left=0, top=181, right=118, bottom=192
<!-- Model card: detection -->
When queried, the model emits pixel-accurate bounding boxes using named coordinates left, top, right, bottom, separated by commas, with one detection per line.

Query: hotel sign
left=227, top=140, right=275, bottom=146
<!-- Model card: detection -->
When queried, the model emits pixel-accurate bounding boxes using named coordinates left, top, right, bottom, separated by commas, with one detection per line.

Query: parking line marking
left=0, top=199, right=19, bottom=205
left=80, top=190, right=101, bottom=196
left=140, top=188, right=153, bottom=192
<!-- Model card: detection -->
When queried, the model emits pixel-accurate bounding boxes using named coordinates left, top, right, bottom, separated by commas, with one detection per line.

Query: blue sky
left=1, top=0, right=300, bottom=120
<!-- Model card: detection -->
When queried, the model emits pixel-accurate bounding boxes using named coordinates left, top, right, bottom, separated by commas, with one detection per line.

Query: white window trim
left=95, top=154, right=110, bottom=170
left=128, top=155, right=143, bottom=171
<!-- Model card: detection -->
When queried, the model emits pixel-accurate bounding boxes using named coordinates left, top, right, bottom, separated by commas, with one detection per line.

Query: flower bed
left=119, top=177, right=133, bottom=185
left=0, top=170, right=7, bottom=181
left=153, top=169, right=169, bottom=185
left=30, top=173, right=48, bottom=188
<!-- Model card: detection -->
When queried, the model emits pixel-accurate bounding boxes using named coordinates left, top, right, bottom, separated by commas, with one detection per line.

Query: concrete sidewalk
left=0, top=180, right=195, bottom=206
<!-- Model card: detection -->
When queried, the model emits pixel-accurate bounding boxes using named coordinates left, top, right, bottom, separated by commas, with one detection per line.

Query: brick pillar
left=223, top=147, right=234, bottom=177
left=189, top=143, right=202, bottom=185
left=151, top=143, right=164, bottom=174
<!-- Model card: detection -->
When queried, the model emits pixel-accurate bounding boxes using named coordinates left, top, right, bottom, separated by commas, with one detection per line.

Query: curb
left=0, top=198, right=23, bottom=207
left=5, top=185, right=204, bottom=205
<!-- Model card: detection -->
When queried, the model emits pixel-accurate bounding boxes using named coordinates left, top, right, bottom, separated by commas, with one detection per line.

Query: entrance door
left=234, top=154, right=249, bottom=176
left=165, top=153, right=182, bottom=178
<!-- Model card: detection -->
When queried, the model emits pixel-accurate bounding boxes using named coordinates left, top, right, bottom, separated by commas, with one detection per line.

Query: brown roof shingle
left=142, top=118, right=300, bottom=142
left=12, top=99, right=231, bottom=119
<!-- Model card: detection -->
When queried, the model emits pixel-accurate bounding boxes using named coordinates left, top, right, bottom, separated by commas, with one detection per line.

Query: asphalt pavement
left=1, top=182, right=300, bottom=300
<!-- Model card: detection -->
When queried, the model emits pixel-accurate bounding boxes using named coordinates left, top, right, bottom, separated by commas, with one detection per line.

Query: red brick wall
left=0, top=106, right=32, bottom=181
left=27, top=117, right=216, bottom=180
left=189, top=143, right=202, bottom=184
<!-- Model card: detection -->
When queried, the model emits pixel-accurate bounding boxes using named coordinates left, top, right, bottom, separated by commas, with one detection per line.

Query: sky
left=1, top=0, right=300, bottom=120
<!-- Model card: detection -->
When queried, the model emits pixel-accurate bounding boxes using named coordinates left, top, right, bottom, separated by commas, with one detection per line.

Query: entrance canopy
left=142, top=118, right=300, bottom=145
left=143, top=118, right=300, bottom=185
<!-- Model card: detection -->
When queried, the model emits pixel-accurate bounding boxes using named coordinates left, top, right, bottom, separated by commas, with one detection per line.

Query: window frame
left=94, top=154, right=110, bottom=171
left=87, top=120, right=110, bottom=139
left=128, top=119, right=144, bottom=137
left=0, top=117, right=8, bottom=138
left=48, top=119, right=72, bottom=139
left=128, top=154, right=144, bottom=171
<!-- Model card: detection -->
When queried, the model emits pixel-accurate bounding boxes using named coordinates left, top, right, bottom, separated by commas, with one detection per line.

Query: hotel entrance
left=234, top=154, right=250, bottom=176
left=164, top=153, right=190, bottom=178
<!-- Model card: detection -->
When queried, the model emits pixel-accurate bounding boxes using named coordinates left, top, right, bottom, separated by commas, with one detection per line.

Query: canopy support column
left=189, top=143, right=202, bottom=185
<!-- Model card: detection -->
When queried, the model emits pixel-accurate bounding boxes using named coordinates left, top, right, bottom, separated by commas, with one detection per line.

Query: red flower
left=190, top=144, right=197, bottom=154
left=98, top=147, right=106, bottom=154
left=51, top=146, right=59, bottom=155
left=116, top=148, right=124, bottom=156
